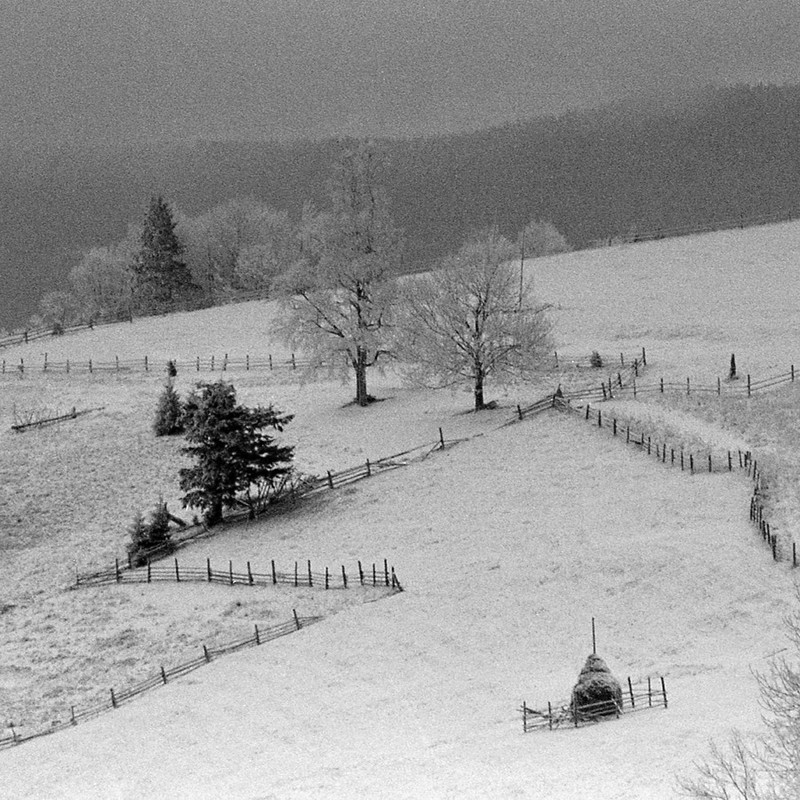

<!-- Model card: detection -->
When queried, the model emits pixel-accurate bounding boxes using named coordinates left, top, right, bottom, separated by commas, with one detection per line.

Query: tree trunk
left=205, top=496, right=224, bottom=527
left=355, top=348, right=370, bottom=406
left=473, top=368, right=485, bottom=411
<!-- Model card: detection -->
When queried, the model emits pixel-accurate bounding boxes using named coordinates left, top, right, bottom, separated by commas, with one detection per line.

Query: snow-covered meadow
left=1, top=221, right=800, bottom=797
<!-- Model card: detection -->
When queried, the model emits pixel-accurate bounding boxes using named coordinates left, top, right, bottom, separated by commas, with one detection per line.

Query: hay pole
left=591, top=617, right=596, bottom=654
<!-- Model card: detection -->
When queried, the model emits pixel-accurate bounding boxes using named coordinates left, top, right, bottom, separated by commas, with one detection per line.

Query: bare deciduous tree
left=398, top=229, right=552, bottom=411
left=679, top=596, right=800, bottom=799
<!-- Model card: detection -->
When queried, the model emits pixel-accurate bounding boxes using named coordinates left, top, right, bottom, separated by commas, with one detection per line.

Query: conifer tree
left=133, top=196, right=198, bottom=313
left=179, top=381, right=294, bottom=526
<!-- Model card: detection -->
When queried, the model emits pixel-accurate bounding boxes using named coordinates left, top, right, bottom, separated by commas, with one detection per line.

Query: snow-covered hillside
left=2, top=221, right=800, bottom=798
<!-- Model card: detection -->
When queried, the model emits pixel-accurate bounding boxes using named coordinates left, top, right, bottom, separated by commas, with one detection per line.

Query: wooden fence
left=72, top=349, right=645, bottom=577
left=556, top=396, right=788, bottom=564
left=75, top=556, right=403, bottom=593
left=0, top=349, right=635, bottom=378
left=0, top=612, right=321, bottom=751
left=589, top=208, right=798, bottom=248
left=521, top=675, right=668, bottom=732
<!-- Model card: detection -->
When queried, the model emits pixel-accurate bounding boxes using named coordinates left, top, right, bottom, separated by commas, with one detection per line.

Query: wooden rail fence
left=0, top=612, right=321, bottom=751
left=522, top=676, right=668, bottom=732
left=76, top=557, right=404, bottom=593
left=556, top=396, right=787, bottom=564
left=1, top=350, right=635, bottom=378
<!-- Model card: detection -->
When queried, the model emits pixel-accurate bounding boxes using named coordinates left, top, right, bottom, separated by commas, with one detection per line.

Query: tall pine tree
left=133, top=196, right=198, bottom=313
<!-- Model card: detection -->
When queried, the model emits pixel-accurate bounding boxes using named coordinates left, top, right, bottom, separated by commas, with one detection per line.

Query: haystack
left=570, top=654, right=623, bottom=718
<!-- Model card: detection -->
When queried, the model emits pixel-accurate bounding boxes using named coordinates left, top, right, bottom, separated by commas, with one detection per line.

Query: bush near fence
left=0, top=612, right=321, bottom=752
left=521, top=675, right=668, bottom=732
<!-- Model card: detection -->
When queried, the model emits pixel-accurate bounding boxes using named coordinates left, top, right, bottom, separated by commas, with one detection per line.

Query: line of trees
left=32, top=140, right=566, bottom=409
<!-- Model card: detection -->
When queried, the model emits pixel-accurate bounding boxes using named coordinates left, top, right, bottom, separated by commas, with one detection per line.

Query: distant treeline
left=2, top=83, right=800, bottom=329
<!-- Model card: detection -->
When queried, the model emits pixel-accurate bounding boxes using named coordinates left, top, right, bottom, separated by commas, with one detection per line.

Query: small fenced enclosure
left=75, top=557, right=403, bottom=593
left=521, top=676, right=668, bottom=732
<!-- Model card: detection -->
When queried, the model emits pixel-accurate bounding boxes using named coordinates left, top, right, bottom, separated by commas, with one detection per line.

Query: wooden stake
left=592, top=617, right=596, bottom=654
left=254, top=625, right=260, bottom=645
left=174, top=558, right=180, bottom=582
left=628, top=676, right=635, bottom=708
left=247, top=561, right=253, bottom=585
left=203, top=645, right=210, bottom=663
left=293, top=609, right=301, bottom=629
left=661, top=676, right=668, bottom=708
left=161, top=666, right=168, bottom=685
left=271, top=559, right=277, bottom=584
left=307, top=560, right=313, bottom=587
left=342, top=565, right=348, bottom=588
left=207, top=558, right=212, bottom=581
left=439, top=427, right=445, bottom=449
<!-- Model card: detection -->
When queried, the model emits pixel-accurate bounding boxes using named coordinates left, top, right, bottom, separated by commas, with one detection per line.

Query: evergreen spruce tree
left=154, top=379, right=184, bottom=436
left=179, top=381, right=295, bottom=526
left=133, top=196, right=198, bottom=313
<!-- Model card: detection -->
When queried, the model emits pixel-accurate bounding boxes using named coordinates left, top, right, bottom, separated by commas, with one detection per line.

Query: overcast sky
left=2, top=0, right=799, bottom=147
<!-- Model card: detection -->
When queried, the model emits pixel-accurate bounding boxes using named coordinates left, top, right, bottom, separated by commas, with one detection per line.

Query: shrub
left=154, top=381, right=184, bottom=436
left=126, top=499, right=175, bottom=566
left=590, top=350, right=603, bottom=368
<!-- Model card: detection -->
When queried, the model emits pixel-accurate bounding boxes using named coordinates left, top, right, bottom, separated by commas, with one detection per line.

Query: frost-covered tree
left=679, top=595, right=800, bottom=799
left=133, top=196, right=198, bottom=313
left=69, top=236, right=137, bottom=321
left=398, top=229, right=552, bottom=411
left=272, top=141, right=402, bottom=406
left=178, top=199, right=295, bottom=300
left=179, top=381, right=294, bottom=526
left=516, top=219, right=572, bottom=260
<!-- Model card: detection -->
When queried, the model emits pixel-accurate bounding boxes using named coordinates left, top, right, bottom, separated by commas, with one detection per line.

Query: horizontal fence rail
left=522, top=676, right=668, bottom=732
left=0, top=350, right=640, bottom=378
left=0, top=612, right=321, bottom=751
left=76, top=557, right=404, bottom=593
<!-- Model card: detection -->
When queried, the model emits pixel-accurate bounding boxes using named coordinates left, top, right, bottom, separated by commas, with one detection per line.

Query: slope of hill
left=3, top=83, right=800, bottom=330
left=1, top=221, right=800, bottom=797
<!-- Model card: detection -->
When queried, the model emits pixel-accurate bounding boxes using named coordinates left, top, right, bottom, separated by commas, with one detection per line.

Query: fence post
left=641, top=347, right=647, bottom=366
left=439, top=427, right=445, bottom=449
left=307, top=560, right=313, bottom=587
left=717, top=377, right=721, bottom=396
left=708, top=454, right=712, bottom=473
left=793, top=365, right=795, bottom=382
left=660, top=377, right=664, bottom=393
left=272, top=559, right=277, bottom=585
left=661, top=677, right=668, bottom=708
left=229, top=560, right=234, bottom=586
left=174, top=558, right=180, bottom=583
left=207, top=558, right=212, bottom=581
left=110, top=688, right=117, bottom=709
left=147, top=559, right=151, bottom=583
left=71, top=706, right=77, bottom=725
left=196, top=356, right=200, bottom=372
left=43, top=352, right=48, bottom=372
left=211, top=355, right=215, bottom=371
left=254, top=625, right=260, bottom=645
left=597, top=409, right=602, bottom=427
left=585, top=404, right=590, bottom=421
left=293, top=609, right=301, bottom=629
left=748, top=374, right=751, bottom=397
left=327, top=471, right=334, bottom=489
left=144, top=355, right=149, bottom=372
left=325, top=566, right=329, bottom=589
left=612, top=418, right=617, bottom=436
left=269, top=354, right=273, bottom=371
left=294, top=561, right=298, bottom=587
left=342, top=565, right=348, bottom=588
left=384, top=559, right=390, bottom=586
left=115, top=558, right=120, bottom=583
left=366, top=458, right=371, bottom=477
left=247, top=561, right=253, bottom=585
left=728, top=451, right=733, bottom=471
left=794, top=542, right=797, bottom=568
left=246, top=354, right=250, bottom=371
left=372, top=563, right=377, bottom=586
left=690, top=454, right=694, bottom=474
left=548, top=701, right=553, bottom=731
left=517, top=404, right=523, bottom=421
left=648, top=677, right=652, bottom=707
left=358, top=560, right=364, bottom=585
left=687, top=377, right=690, bottom=396
left=223, top=353, right=228, bottom=371
left=161, top=666, right=168, bottom=685
left=203, top=645, right=210, bottom=663
left=291, top=353, right=296, bottom=370
left=628, top=676, right=635, bottom=708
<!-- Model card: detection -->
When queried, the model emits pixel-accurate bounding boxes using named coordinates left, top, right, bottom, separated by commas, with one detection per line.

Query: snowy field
left=1, top=221, right=800, bottom=798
